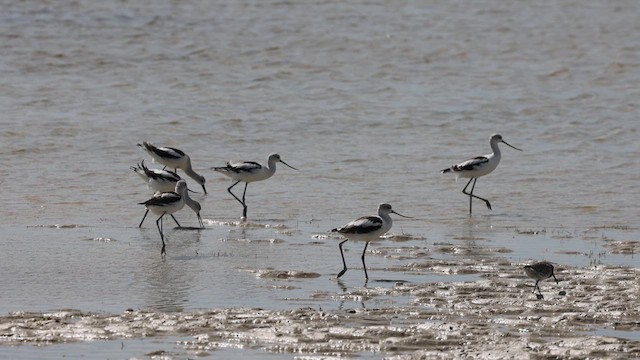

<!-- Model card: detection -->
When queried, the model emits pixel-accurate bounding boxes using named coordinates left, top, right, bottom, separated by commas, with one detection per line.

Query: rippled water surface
left=1, top=0, right=638, bottom=358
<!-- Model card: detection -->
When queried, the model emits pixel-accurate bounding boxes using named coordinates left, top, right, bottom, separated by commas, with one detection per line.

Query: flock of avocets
left=133, top=134, right=558, bottom=298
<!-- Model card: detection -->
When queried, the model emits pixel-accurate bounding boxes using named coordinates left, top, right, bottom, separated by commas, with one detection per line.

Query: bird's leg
left=470, top=178, right=478, bottom=211
left=462, top=178, right=474, bottom=214
left=138, top=209, right=149, bottom=228
left=156, top=213, right=166, bottom=255
left=534, top=280, right=544, bottom=299
left=470, top=178, right=492, bottom=210
left=241, top=183, right=249, bottom=218
left=197, top=213, right=204, bottom=228
left=337, top=240, right=349, bottom=278
left=361, top=242, right=370, bottom=282
left=170, top=214, right=181, bottom=227
left=227, top=181, right=247, bottom=218
left=462, top=178, right=492, bottom=212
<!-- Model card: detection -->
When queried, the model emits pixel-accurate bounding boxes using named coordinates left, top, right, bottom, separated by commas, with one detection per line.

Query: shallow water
left=1, top=0, right=639, bottom=358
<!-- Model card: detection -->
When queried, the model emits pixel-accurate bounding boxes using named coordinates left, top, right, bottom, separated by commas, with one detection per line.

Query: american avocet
left=524, top=261, right=558, bottom=299
left=441, top=133, right=521, bottom=214
left=212, top=153, right=297, bottom=219
left=331, top=203, right=412, bottom=282
left=139, top=180, right=187, bottom=255
left=136, top=190, right=204, bottom=229
left=138, top=141, right=207, bottom=194
left=132, top=161, right=204, bottom=228
left=132, top=160, right=181, bottom=193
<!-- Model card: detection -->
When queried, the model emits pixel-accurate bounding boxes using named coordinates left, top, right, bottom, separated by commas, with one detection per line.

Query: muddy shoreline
left=2, top=263, right=638, bottom=359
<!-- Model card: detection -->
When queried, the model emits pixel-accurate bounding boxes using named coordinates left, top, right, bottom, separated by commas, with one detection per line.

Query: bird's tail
left=137, top=141, right=155, bottom=152
left=138, top=159, right=152, bottom=174
left=132, top=162, right=148, bottom=181
left=441, top=167, right=452, bottom=174
left=330, top=228, right=339, bottom=232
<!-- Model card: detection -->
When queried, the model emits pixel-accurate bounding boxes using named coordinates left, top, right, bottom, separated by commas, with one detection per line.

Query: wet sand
left=2, top=257, right=638, bottom=359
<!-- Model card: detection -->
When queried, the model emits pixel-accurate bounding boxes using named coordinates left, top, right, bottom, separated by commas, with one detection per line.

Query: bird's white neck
left=378, top=211, right=393, bottom=227
left=490, top=140, right=502, bottom=159
left=265, top=157, right=278, bottom=174
left=183, top=192, right=199, bottom=211
left=183, top=161, right=204, bottom=184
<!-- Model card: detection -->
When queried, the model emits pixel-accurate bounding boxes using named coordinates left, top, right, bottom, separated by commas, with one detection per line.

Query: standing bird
left=212, top=153, right=297, bottom=219
left=441, top=133, right=521, bottom=214
left=132, top=161, right=204, bottom=228
left=331, top=203, right=412, bottom=282
left=139, top=180, right=187, bottom=255
left=138, top=141, right=207, bottom=194
left=523, top=261, right=559, bottom=299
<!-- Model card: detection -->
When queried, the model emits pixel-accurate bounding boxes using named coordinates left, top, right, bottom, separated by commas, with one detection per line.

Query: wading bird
left=212, top=153, right=297, bottom=219
left=332, top=203, right=412, bottom=282
left=441, top=133, right=521, bottom=214
left=524, top=261, right=558, bottom=299
left=132, top=161, right=204, bottom=228
left=139, top=180, right=187, bottom=255
left=138, top=141, right=207, bottom=194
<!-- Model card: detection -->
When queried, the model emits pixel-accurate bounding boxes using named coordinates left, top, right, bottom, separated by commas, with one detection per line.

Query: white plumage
left=138, top=141, right=207, bottom=194
left=441, top=133, right=521, bottom=213
left=133, top=161, right=204, bottom=228
left=212, top=153, right=297, bottom=219
left=331, top=203, right=411, bottom=282
left=132, top=160, right=181, bottom=193
left=138, top=180, right=187, bottom=255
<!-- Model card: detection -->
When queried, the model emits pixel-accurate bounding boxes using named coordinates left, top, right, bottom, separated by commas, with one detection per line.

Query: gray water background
left=0, top=1, right=638, bottom=356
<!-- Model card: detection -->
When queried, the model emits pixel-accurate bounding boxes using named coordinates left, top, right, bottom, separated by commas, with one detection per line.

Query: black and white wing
left=333, top=216, right=383, bottom=234
left=139, top=191, right=181, bottom=207
left=146, top=168, right=181, bottom=182
left=154, top=146, right=185, bottom=159
left=225, top=160, right=263, bottom=174
left=140, top=142, right=185, bottom=159
left=451, top=156, right=489, bottom=172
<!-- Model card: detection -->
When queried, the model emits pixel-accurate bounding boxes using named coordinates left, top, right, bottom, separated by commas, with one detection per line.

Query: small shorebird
left=523, top=261, right=558, bottom=299
left=138, top=141, right=207, bottom=194
left=331, top=203, right=412, bottom=282
left=132, top=161, right=204, bottom=228
left=441, top=133, right=521, bottom=214
left=212, top=153, right=297, bottom=219
left=139, top=180, right=187, bottom=255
